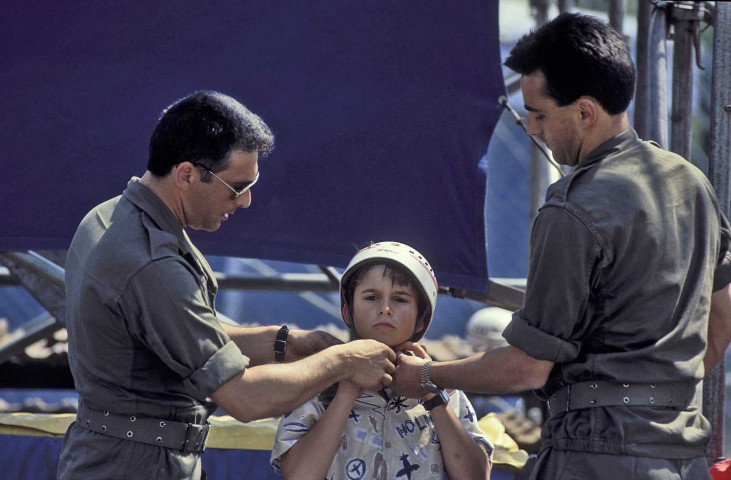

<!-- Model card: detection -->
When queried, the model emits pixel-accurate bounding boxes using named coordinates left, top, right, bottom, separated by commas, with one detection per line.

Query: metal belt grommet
left=546, top=379, right=696, bottom=419
left=76, top=403, right=210, bottom=452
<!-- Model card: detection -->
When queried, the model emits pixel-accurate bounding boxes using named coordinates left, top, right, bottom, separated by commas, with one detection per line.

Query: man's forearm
left=704, top=284, right=731, bottom=373
left=221, top=323, right=279, bottom=366
left=432, top=346, right=553, bottom=394
left=212, top=345, right=347, bottom=422
left=212, top=339, right=394, bottom=423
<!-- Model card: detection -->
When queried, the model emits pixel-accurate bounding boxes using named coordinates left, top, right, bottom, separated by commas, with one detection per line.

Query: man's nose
left=525, top=116, right=540, bottom=137
left=235, top=191, right=252, bottom=209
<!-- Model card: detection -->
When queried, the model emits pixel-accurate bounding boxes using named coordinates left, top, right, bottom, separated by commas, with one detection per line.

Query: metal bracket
left=441, top=279, right=525, bottom=312
left=656, top=1, right=714, bottom=69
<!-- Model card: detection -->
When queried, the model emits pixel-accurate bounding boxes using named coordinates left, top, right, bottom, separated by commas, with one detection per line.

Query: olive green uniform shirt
left=58, top=178, right=249, bottom=479
left=504, top=129, right=731, bottom=460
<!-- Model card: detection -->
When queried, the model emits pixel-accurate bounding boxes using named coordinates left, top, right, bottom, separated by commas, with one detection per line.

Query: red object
left=710, top=459, right=731, bottom=479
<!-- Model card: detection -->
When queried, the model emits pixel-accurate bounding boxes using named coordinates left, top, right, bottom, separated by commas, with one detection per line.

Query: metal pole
left=0, top=251, right=65, bottom=289
left=634, top=0, right=653, bottom=139
left=670, top=2, right=696, bottom=161
left=608, top=0, right=625, bottom=35
left=648, top=4, right=669, bottom=148
left=557, top=0, right=573, bottom=13
left=0, top=251, right=66, bottom=325
left=531, top=0, right=549, bottom=26
left=705, top=1, right=731, bottom=465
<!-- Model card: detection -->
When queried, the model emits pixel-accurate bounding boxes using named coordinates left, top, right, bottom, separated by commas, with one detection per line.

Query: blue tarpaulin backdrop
left=1, top=1, right=504, bottom=292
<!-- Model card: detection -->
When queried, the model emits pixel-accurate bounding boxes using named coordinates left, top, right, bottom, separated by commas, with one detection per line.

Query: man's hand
left=286, top=329, right=344, bottom=362
left=392, top=341, right=429, bottom=398
left=341, top=339, right=396, bottom=390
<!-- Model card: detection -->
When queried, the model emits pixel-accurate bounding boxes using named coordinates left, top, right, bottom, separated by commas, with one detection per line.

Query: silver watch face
left=424, top=389, right=450, bottom=410
left=438, top=389, right=450, bottom=403
left=423, top=381, right=441, bottom=394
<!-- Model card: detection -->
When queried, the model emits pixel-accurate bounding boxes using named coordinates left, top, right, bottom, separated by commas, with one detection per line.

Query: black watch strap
left=423, top=389, right=450, bottom=411
left=274, top=325, right=289, bottom=362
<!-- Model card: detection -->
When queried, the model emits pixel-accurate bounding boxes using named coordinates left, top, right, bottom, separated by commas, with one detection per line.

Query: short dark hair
left=504, top=12, right=635, bottom=115
left=147, top=91, right=274, bottom=177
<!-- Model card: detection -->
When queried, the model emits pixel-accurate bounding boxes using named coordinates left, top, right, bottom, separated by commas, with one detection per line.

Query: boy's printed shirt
left=271, top=388, right=493, bottom=480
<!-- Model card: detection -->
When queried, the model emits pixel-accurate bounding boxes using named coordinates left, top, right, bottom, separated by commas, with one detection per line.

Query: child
left=271, top=242, right=492, bottom=479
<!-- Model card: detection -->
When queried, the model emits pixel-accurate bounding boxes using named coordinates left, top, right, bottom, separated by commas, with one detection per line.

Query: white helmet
left=340, top=242, right=438, bottom=342
left=466, top=307, right=512, bottom=351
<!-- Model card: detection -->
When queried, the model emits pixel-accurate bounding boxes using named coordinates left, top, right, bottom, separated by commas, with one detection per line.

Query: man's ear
left=341, top=303, right=353, bottom=328
left=173, top=162, right=197, bottom=191
left=576, top=97, right=599, bottom=129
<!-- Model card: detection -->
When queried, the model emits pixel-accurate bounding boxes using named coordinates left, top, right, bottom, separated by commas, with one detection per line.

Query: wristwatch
left=420, top=360, right=440, bottom=394
left=423, top=389, right=450, bottom=411
left=274, top=325, right=289, bottom=362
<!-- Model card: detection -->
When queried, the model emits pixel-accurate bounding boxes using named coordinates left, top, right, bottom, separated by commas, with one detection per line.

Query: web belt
left=547, top=380, right=696, bottom=419
left=76, top=401, right=210, bottom=452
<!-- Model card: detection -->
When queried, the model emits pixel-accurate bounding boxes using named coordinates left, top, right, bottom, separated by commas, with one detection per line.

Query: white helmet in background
left=340, top=242, right=438, bottom=342
left=466, top=307, right=512, bottom=351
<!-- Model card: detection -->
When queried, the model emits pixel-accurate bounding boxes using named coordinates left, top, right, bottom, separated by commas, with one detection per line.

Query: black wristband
left=423, top=389, right=450, bottom=411
left=274, top=325, right=289, bottom=362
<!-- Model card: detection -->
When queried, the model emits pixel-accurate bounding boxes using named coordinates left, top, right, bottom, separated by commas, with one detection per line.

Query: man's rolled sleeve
left=504, top=205, right=602, bottom=363
left=183, top=341, right=249, bottom=401
left=119, top=258, right=249, bottom=402
left=503, top=314, right=581, bottom=362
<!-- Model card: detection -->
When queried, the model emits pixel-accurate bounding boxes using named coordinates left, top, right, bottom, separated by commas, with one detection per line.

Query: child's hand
left=397, top=341, right=433, bottom=362
left=394, top=342, right=436, bottom=400
left=336, top=380, right=363, bottom=401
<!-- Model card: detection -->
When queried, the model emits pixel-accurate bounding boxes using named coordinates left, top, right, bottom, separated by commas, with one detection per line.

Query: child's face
left=349, top=264, right=421, bottom=347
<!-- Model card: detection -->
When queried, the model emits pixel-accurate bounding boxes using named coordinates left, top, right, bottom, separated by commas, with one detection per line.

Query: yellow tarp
left=0, top=411, right=528, bottom=469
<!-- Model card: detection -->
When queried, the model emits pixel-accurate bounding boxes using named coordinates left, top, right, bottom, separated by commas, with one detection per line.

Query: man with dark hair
left=393, top=13, right=731, bottom=479
left=58, top=91, right=396, bottom=479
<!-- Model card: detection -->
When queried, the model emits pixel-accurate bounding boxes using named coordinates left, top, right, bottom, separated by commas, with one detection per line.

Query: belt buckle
left=184, top=421, right=211, bottom=452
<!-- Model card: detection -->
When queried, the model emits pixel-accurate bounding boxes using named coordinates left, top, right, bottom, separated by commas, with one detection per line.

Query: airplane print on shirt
left=396, top=453, right=420, bottom=480
left=271, top=388, right=492, bottom=479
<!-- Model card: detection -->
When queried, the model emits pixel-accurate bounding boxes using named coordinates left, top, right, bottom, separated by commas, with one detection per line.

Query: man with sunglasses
left=58, top=91, right=396, bottom=479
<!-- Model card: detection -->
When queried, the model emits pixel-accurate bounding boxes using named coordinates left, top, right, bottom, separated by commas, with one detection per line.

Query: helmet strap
left=342, top=303, right=362, bottom=340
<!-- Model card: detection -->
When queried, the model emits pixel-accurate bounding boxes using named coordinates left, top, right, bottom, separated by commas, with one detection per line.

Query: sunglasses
left=201, top=167, right=259, bottom=198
